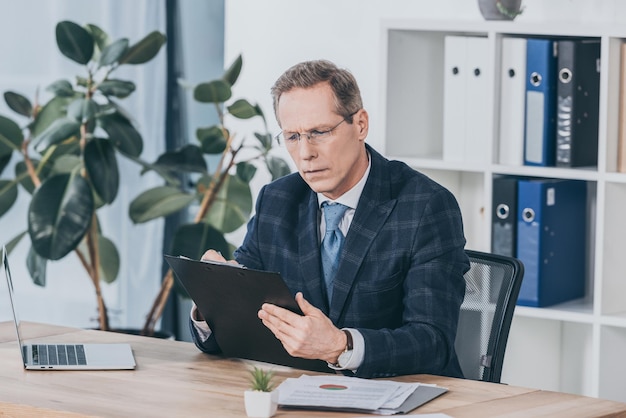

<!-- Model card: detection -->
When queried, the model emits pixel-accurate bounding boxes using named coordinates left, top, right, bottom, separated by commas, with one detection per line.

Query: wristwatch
left=335, top=329, right=354, bottom=368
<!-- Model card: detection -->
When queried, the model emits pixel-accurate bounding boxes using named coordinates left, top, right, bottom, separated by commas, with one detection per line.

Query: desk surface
left=1, top=321, right=625, bottom=417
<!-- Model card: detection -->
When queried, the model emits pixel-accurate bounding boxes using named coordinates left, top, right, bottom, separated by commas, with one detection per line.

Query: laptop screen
left=2, top=246, right=28, bottom=364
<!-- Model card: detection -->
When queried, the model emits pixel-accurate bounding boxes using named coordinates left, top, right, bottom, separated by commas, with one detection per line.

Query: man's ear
left=357, top=109, right=369, bottom=139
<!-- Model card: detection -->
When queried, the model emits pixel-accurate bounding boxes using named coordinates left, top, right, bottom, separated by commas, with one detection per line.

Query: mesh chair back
left=454, top=250, right=524, bottom=383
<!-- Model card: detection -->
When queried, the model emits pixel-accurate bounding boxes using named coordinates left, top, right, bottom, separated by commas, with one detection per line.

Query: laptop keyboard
left=30, top=344, right=87, bottom=366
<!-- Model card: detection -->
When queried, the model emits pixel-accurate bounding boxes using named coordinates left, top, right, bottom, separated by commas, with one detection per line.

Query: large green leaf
left=134, top=158, right=182, bottom=188
left=32, top=118, right=80, bottom=153
left=98, top=38, right=129, bottom=67
left=52, top=155, right=81, bottom=175
left=170, top=222, right=231, bottom=298
left=67, top=98, right=97, bottom=123
left=266, top=155, right=291, bottom=181
left=119, top=31, right=166, bottom=65
left=97, top=79, right=136, bottom=99
left=196, top=125, right=227, bottom=154
left=222, top=55, right=242, bottom=86
left=129, top=186, right=195, bottom=224
left=236, top=161, right=257, bottom=183
left=98, top=113, right=143, bottom=157
left=171, top=223, right=230, bottom=261
left=46, top=141, right=81, bottom=162
left=4, top=91, right=32, bottom=117
left=26, top=246, right=47, bottom=286
left=76, top=233, right=119, bottom=284
left=46, top=80, right=75, bottom=98
left=55, top=21, right=94, bottom=65
left=85, top=24, right=110, bottom=61
left=30, top=96, right=73, bottom=138
left=98, top=235, right=119, bottom=283
left=84, top=138, right=119, bottom=204
left=153, top=144, right=207, bottom=174
left=0, top=179, right=18, bottom=217
left=0, top=154, right=10, bottom=176
left=227, top=99, right=259, bottom=119
left=193, top=80, right=232, bottom=103
left=0, top=115, right=23, bottom=157
left=255, top=132, right=273, bottom=151
left=28, top=173, right=94, bottom=260
left=203, top=174, right=252, bottom=233
left=253, top=103, right=266, bottom=120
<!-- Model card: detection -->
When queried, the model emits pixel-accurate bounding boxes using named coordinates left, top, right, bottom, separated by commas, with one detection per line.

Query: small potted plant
left=244, top=367, right=278, bottom=418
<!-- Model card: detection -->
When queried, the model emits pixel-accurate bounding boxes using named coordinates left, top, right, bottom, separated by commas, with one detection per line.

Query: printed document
left=277, top=374, right=446, bottom=415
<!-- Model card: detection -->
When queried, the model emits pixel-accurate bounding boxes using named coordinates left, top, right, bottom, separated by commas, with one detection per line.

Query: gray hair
left=270, top=60, right=363, bottom=125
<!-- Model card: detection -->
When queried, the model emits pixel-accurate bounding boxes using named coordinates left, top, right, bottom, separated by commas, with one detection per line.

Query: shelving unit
left=379, top=19, right=626, bottom=402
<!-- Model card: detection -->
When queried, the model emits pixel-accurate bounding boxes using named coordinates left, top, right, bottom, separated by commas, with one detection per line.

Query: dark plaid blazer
left=192, top=144, right=469, bottom=378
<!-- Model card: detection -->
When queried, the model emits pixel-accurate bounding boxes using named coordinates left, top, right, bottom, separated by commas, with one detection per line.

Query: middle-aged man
left=190, top=59, right=470, bottom=379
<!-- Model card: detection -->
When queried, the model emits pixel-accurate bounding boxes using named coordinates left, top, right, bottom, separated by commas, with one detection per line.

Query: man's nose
left=297, top=136, right=316, bottom=160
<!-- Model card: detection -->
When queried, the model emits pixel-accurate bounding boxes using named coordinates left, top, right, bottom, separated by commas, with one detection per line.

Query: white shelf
left=514, top=300, right=594, bottom=323
left=380, top=19, right=626, bottom=403
left=387, top=156, right=492, bottom=174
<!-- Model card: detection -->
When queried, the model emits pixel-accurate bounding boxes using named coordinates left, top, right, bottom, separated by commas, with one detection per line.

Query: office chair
left=454, top=249, right=524, bottom=383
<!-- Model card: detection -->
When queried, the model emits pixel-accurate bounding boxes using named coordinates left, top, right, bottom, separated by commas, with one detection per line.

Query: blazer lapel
left=329, top=149, right=396, bottom=323
left=297, top=192, right=329, bottom=314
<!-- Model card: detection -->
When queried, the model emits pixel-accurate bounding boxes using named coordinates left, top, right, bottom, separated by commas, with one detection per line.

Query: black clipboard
left=164, top=255, right=330, bottom=373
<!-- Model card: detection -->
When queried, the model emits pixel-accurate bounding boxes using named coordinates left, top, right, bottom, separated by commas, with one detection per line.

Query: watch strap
left=343, top=329, right=353, bottom=351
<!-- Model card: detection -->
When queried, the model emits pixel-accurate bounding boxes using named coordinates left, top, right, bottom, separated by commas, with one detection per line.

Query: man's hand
left=201, top=249, right=226, bottom=262
left=258, top=292, right=347, bottom=364
left=195, top=249, right=241, bottom=322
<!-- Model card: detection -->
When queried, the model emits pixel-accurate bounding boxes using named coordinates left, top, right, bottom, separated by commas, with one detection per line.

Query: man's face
left=276, top=82, right=369, bottom=201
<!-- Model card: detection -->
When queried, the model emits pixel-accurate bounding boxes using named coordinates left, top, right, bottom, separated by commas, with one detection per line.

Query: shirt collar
left=317, top=151, right=371, bottom=210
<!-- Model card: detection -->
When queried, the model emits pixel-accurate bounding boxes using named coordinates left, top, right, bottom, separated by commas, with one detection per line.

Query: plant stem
left=78, top=115, right=108, bottom=331
left=86, top=212, right=108, bottom=330
left=141, top=128, right=239, bottom=335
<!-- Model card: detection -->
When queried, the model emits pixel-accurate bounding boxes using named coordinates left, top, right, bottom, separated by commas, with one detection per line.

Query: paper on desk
left=357, top=415, right=452, bottom=418
left=277, top=374, right=420, bottom=411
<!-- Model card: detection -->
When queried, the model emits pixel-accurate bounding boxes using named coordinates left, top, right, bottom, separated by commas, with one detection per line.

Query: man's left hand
left=258, top=292, right=346, bottom=364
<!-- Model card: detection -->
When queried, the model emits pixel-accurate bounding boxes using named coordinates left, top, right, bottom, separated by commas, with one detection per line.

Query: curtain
left=160, top=0, right=225, bottom=340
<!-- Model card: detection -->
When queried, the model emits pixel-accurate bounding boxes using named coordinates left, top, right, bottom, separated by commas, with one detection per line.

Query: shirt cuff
left=328, top=328, right=364, bottom=372
left=190, top=304, right=212, bottom=342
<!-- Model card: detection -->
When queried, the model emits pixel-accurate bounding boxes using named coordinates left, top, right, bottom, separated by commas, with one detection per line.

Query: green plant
left=130, top=55, right=290, bottom=335
left=496, top=0, right=524, bottom=18
left=248, top=367, right=276, bottom=392
left=0, top=21, right=166, bottom=330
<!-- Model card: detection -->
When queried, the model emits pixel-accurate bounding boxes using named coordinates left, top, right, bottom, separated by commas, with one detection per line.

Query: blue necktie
left=321, top=202, right=349, bottom=301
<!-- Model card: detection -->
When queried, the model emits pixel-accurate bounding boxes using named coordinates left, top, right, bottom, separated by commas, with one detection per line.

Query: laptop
left=1, top=246, right=136, bottom=370
left=165, top=255, right=330, bottom=373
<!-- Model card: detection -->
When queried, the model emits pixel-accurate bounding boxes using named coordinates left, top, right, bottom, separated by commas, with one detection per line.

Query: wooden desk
left=1, top=322, right=625, bottom=417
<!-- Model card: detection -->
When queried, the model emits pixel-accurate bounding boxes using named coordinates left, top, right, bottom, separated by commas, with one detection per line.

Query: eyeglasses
left=276, top=111, right=358, bottom=147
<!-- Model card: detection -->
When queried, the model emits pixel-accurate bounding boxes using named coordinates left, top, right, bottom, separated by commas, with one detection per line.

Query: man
left=190, top=60, right=469, bottom=378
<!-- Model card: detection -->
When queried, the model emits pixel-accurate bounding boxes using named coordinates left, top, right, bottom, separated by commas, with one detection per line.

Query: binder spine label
left=525, top=91, right=545, bottom=164
left=556, top=94, right=573, bottom=164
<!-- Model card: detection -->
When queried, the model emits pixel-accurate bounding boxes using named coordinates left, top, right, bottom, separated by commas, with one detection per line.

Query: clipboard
left=164, top=255, right=330, bottom=373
